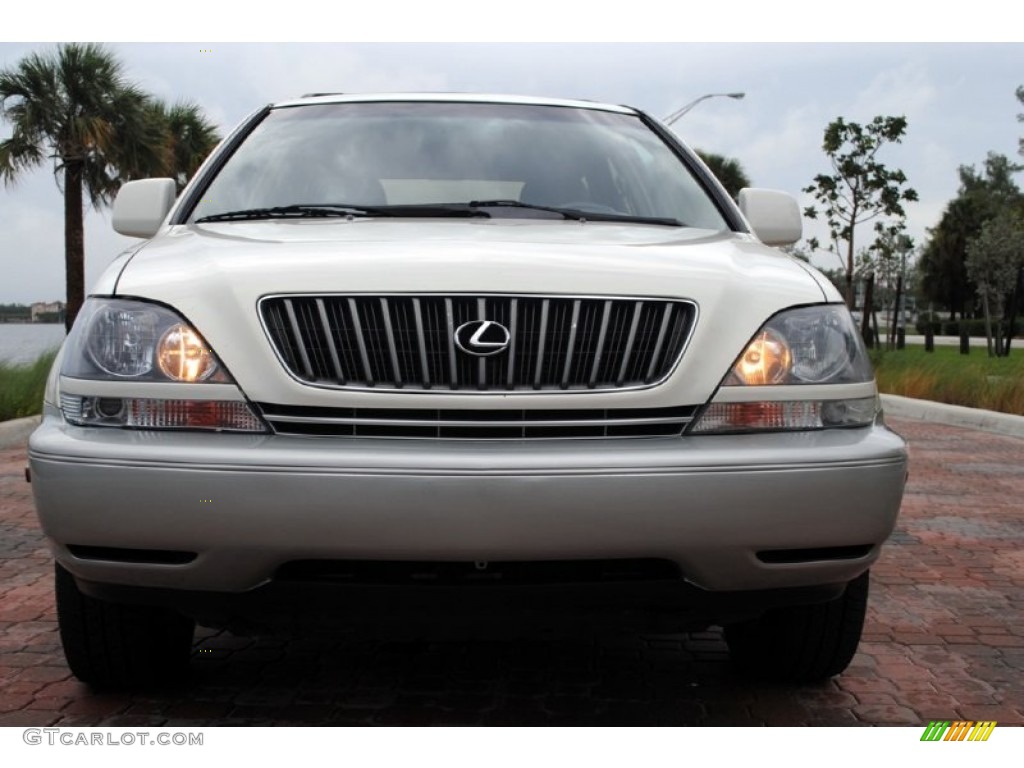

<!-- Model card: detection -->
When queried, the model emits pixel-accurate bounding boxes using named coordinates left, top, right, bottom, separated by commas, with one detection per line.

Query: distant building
left=31, top=301, right=65, bottom=323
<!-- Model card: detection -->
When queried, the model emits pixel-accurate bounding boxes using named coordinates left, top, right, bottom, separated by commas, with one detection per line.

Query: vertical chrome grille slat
left=262, top=295, right=694, bottom=392
left=444, top=298, right=458, bottom=389
left=315, top=298, right=346, bottom=384
left=379, top=298, right=402, bottom=388
left=346, top=298, right=375, bottom=385
left=561, top=299, right=581, bottom=389
left=506, top=298, right=518, bottom=389
left=645, top=303, right=675, bottom=383
left=283, top=299, right=315, bottom=379
left=616, top=301, right=644, bottom=386
left=477, top=297, right=487, bottom=390
left=412, top=298, right=431, bottom=389
left=533, top=298, right=550, bottom=390
left=588, top=300, right=613, bottom=389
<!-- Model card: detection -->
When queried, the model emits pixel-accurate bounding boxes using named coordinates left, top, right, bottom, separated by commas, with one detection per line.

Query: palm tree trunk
left=64, top=162, right=85, bottom=333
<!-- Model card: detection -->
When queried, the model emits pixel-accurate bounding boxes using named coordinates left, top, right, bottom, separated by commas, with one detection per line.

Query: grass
left=872, top=344, right=1024, bottom=416
left=0, top=349, right=58, bottom=422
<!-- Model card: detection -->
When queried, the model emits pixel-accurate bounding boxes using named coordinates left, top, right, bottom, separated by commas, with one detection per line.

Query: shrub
left=0, top=351, right=57, bottom=421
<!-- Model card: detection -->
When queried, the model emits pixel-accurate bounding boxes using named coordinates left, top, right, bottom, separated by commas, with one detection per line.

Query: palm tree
left=695, top=150, right=751, bottom=200
left=0, top=43, right=167, bottom=331
left=149, top=100, right=221, bottom=193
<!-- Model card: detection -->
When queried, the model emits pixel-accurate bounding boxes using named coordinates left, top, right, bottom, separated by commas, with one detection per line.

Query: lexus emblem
left=454, top=320, right=511, bottom=357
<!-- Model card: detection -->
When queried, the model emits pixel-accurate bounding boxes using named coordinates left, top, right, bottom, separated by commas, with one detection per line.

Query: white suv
left=29, top=93, right=907, bottom=688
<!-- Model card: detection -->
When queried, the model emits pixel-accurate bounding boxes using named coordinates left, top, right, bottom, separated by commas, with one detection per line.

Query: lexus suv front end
left=28, top=94, right=907, bottom=688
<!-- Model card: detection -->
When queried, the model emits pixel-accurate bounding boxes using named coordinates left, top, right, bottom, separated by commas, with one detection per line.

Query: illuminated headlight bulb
left=157, top=324, right=218, bottom=382
left=734, top=330, right=792, bottom=385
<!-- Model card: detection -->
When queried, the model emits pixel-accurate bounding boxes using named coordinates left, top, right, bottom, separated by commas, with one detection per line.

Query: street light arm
left=664, top=95, right=713, bottom=125
left=663, top=92, right=745, bottom=126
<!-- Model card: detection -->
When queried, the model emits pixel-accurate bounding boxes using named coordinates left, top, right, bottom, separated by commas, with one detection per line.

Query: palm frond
left=0, top=135, right=45, bottom=183
left=149, top=98, right=222, bottom=190
left=0, top=42, right=219, bottom=329
left=106, top=87, right=172, bottom=185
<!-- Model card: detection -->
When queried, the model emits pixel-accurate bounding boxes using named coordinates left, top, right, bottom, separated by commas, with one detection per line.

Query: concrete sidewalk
left=0, top=416, right=39, bottom=451
left=881, top=395, right=1024, bottom=438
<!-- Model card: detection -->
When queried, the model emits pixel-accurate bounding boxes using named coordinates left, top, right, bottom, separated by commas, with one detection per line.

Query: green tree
left=863, top=232, right=914, bottom=348
left=803, top=116, right=918, bottom=310
left=966, top=214, right=1024, bottom=356
left=1, top=44, right=167, bottom=330
left=149, top=99, right=221, bottom=193
left=695, top=150, right=751, bottom=200
left=917, top=200, right=972, bottom=321
left=917, top=153, right=1023, bottom=320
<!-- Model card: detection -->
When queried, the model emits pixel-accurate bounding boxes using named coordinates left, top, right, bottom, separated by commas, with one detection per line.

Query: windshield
left=188, top=101, right=730, bottom=230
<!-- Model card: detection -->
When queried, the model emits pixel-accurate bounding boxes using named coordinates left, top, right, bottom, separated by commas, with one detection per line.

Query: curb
left=881, top=394, right=1024, bottom=439
left=0, top=415, right=41, bottom=450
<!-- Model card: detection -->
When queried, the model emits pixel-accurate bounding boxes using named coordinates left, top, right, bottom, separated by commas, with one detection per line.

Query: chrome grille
left=260, top=294, right=696, bottom=392
left=257, top=403, right=696, bottom=439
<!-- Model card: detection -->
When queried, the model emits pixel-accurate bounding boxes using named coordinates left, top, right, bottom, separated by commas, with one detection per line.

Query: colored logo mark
left=920, top=720, right=997, bottom=742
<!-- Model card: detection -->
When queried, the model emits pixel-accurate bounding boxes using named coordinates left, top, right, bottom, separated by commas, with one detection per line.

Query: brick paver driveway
left=1, top=417, right=1021, bottom=726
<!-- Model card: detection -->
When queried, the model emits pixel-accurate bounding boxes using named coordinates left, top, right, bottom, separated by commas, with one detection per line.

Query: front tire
left=55, top=563, right=195, bottom=688
left=724, top=570, right=869, bottom=683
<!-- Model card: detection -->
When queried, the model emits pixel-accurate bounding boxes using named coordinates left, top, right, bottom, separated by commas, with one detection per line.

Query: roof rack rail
left=301, top=92, right=346, bottom=98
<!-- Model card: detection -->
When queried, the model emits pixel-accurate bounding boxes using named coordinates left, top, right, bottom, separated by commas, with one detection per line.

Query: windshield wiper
left=467, top=200, right=683, bottom=227
left=193, top=204, right=378, bottom=222
left=195, top=203, right=491, bottom=223
left=467, top=199, right=586, bottom=220
left=195, top=204, right=378, bottom=223
left=195, top=201, right=682, bottom=227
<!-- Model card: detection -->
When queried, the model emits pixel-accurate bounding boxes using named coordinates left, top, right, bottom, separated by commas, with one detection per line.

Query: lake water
left=0, top=324, right=66, bottom=364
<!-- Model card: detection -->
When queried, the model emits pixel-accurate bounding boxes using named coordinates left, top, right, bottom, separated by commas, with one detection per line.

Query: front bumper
left=29, top=413, right=907, bottom=596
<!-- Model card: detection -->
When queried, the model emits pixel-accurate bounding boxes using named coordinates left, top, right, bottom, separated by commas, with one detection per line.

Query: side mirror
left=737, top=188, right=802, bottom=246
left=112, top=179, right=177, bottom=238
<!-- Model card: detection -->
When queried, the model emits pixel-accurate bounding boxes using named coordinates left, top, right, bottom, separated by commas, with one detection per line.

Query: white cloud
left=738, top=104, right=825, bottom=192
left=849, top=61, right=938, bottom=121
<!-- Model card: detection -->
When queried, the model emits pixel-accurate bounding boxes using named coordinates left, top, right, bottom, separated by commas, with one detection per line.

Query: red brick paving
left=1, top=417, right=1022, bottom=726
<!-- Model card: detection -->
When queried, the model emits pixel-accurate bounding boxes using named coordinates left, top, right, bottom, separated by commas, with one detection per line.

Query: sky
left=1, top=30, right=1022, bottom=305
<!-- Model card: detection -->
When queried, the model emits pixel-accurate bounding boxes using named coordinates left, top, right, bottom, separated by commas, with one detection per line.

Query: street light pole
left=663, top=92, right=745, bottom=125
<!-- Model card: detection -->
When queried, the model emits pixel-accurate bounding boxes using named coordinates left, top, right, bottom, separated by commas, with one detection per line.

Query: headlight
left=84, top=305, right=159, bottom=377
left=690, top=305, right=877, bottom=434
left=58, top=298, right=267, bottom=433
left=63, top=299, right=230, bottom=383
left=724, top=305, right=872, bottom=386
left=732, top=329, right=792, bottom=385
left=157, top=324, right=218, bottom=382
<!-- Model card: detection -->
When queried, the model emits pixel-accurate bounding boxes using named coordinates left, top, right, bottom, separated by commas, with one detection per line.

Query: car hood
left=107, top=219, right=833, bottom=409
